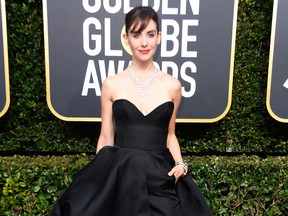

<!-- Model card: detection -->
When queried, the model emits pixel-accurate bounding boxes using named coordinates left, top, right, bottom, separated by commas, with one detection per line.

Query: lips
left=139, top=50, right=150, bottom=54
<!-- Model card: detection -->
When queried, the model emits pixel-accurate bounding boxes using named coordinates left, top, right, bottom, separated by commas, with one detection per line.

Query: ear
left=123, top=33, right=129, bottom=46
left=157, top=32, right=162, bottom=45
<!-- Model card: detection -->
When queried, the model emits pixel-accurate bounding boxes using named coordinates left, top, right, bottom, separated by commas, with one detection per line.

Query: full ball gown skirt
left=49, top=99, right=212, bottom=216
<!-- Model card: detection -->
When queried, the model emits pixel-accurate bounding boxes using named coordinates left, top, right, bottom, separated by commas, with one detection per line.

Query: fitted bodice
left=51, top=99, right=212, bottom=216
left=112, top=99, right=174, bottom=150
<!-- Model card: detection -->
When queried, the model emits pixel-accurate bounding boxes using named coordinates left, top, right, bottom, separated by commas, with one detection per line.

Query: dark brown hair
left=125, top=6, right=159, bottom=34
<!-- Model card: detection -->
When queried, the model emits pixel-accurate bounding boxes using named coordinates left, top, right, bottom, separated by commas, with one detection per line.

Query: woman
left=50, top=6, right=211, bottom=216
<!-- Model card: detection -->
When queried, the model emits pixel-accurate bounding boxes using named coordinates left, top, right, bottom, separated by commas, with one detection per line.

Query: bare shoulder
left=102, top=71, right=125, bottom=89
left=158, top=71, right=181, bottom=103
left=160, top=71, right=181, bottom=91
left=101, top=71, right=126, bottom=100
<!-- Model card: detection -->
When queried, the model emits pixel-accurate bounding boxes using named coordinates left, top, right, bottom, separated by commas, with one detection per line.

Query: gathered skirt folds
left=49, top=146, right=212, bottom=216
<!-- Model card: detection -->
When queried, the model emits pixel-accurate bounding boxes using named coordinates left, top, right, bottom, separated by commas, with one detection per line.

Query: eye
left=133, top=33, right=141, bottom=39
left=148, top=33, right=155, bottom=38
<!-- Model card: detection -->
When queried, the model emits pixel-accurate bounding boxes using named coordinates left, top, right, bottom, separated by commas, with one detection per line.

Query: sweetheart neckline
left=113, top=99, right=173, bottom=117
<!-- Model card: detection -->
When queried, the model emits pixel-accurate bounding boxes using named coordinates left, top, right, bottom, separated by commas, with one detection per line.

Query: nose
left=141, top=36, right=147, bottom=47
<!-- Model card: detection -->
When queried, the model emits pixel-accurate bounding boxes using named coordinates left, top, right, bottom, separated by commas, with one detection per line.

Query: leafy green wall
left=0, top=0, right=287, bottom=153
left=1, top=155, right=287, bottom=215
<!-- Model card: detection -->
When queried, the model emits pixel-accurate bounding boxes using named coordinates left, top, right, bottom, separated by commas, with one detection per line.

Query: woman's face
left=124, top=19, right=161, bottom=63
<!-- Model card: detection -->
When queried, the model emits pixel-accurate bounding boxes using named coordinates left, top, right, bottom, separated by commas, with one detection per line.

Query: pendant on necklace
left=127, top=66, right=158, bottom=97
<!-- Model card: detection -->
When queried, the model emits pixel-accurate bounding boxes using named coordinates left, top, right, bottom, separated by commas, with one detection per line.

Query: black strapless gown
left=50, top=99, right=211, bottom=216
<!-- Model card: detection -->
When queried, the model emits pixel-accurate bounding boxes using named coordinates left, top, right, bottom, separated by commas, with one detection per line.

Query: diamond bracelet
left=175, top=161, right=188, bottom=176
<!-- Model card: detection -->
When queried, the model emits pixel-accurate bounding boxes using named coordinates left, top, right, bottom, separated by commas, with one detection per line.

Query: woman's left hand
left=168, top=165, right=185, bottom=182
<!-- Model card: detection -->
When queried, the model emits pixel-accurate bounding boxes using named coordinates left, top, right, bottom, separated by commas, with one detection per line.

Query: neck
left=129, top=61, right=156, bottom=77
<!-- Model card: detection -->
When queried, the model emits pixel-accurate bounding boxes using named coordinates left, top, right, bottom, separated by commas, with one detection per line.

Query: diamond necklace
left=127, top=66, right=158, bottom=97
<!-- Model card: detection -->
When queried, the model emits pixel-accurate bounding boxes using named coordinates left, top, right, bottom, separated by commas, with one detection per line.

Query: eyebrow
left=130, top=30, right=157, bottom=34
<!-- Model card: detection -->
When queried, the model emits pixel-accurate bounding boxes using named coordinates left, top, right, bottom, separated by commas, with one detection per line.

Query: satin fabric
left=49, top=99, right=211, bottom=216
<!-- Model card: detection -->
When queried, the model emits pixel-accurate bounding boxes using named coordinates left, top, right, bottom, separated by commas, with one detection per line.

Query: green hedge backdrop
left=0, top=0, right=287, bottom=215
left=0, top=0, right=287, bottom=154
left=1, top=155, right=287, bottom=215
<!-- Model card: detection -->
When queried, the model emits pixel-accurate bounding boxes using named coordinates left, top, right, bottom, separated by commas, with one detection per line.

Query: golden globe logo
left=81, top=1, right=199, bottom=98
left=43, top=0, right=237, bottom=121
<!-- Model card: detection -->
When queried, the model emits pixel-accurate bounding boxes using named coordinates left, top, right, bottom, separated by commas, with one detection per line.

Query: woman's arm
left=166, top=78, right=186, bottom=181
left=96, top=78, right=115, bottom=154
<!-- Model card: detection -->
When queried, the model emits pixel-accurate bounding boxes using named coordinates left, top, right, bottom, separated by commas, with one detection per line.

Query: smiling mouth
left=139, top=50, right=150, bottom=54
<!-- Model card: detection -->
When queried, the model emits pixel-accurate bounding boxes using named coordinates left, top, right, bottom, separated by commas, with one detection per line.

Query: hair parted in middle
left=125, top=6, right=160, bottom=35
